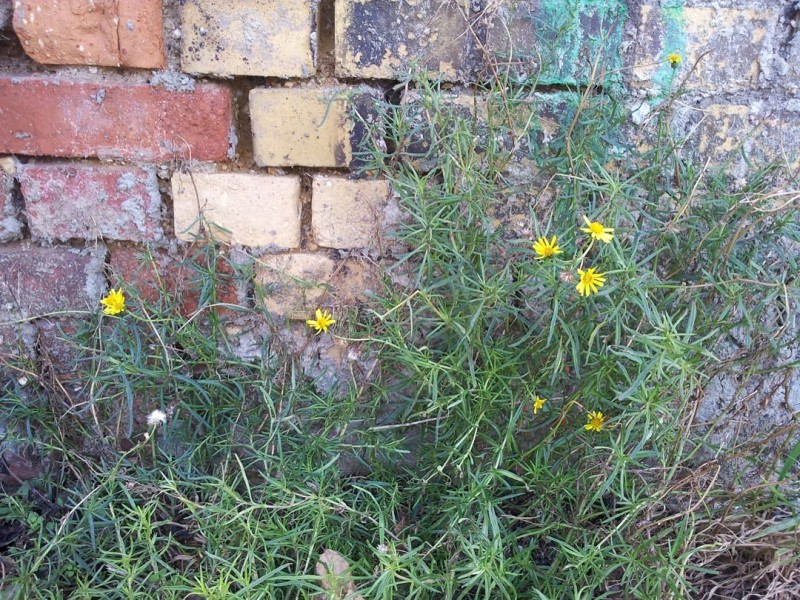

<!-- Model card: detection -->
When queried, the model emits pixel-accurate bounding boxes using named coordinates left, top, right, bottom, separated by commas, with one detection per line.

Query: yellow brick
left=632, top=5, right=774, bottom=92
left=180, top=0, right=315, bottom=77
left=172, top=173, right=301, bottom=248
left=312, top=177, right=391, bottom=250
left=682, top=8, right=772, bottom=91
left=250, top=88, right=354, bottom=167
left=676, top=103, right=800, bottom=171
left=696, top=104, right=751, bottom=156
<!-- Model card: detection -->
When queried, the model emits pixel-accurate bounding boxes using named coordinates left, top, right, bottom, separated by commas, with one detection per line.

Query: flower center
left=588, top=222, right=605, bottom=235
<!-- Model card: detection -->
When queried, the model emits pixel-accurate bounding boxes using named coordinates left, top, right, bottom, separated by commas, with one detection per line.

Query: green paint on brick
left=489, top=0, right=628, bottom=87
left=653, top=1, right=687, bottom=93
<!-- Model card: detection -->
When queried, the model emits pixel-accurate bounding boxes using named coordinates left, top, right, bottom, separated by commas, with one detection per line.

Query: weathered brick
left=395, top=91, right=484, bottom=171
left=0, top=170, right=11, bottom=210
left=109, top=245, right=239, bottom=316
left=631, top=5, right=775, bottom=92
left=35, top=318, right=84, bottom=378
left=0, top=0, right=11, bottom=29
left=312, top=176, right=393, bottom=251
left=0, top=162, right=22, bottom=242
left=673, top=101, right=800, bottom=172
left=335, top=0, right=477, bottom=81
left=251, top=87, right=372, bottom=168
left=485, top=0, right=627, bottom=86
left=779, top=15, right=800, bottom=93
left=0, top=323, right=22, bottom=358
left=181, top=0, right=315, bottom=77
left=394, top=90, right=579, bottom=171
left=0, top=243, right=105, bottom=314
left=255, top=253, right=379, bottom=319
left=0, top=76, right=232, bottom=161
left=12, top=0, right=164, bottom=68
left=19, top=164, right=163, bottom=243
left=0, top=321, right=36, bottom=361
left=172, top=173, right=301, bottom=248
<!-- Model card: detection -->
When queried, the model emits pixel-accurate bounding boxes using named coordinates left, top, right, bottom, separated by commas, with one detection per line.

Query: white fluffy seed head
left=146, top=409, right=167, bottom=427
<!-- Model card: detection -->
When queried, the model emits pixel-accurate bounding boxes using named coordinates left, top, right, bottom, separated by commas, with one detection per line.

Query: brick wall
left=0, top=0, right=798, bottom=362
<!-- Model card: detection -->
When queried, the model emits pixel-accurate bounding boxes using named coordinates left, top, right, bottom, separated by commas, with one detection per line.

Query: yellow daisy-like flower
left=584, top=411, right=607, bottom=432
left=100, top=288, right=126, bottom=315
left=580, top=216, right=614, bottom=244
left=533, top=396, right=546, bottom=414
left=576, top=267, right=606, bottom=297
left=667, top=52, right=682, bottom=68
left=532, top=236, right=563, bottom=260
left=307, top=309, right=336, bottom=334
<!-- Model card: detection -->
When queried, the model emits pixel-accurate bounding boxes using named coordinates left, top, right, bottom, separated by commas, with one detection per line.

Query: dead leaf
left=0, top=452, right=40, bottom=484
left=314, top=549, right=364, bottom=600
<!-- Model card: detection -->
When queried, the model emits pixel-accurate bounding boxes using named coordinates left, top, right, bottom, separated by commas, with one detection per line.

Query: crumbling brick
left=19, top=164, right=163, bottom=243
left=0, top=165, right=21, bottom=242
left=485, top=0, right=627, bottom=86
left=255, top=253, right=380, bottom=319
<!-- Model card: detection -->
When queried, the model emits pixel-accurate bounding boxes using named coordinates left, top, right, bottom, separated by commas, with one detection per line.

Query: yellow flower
left=584, top=411, right=607, bottom=432
left=307, top=309, right=336, bottom=334
left=533, top=396, right=546, bottom=414
left=667, top=52, right=682, bottom=68
left=580, top=215, right=614, bottom=243
left=532, top=236, right=563, bottom=260
left=576, top=267, right=606, bottom=297
left=100, top=288, right=125, bottom=315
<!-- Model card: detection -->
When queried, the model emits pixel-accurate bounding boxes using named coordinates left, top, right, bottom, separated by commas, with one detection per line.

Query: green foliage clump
left=0, top=71, right=798, bottom=599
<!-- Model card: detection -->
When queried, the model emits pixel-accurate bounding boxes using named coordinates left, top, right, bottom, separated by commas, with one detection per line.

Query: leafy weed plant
left=0, top=69, right=799, bottom=599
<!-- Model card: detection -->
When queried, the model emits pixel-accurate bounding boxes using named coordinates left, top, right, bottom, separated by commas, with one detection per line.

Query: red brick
left=0, top=243, right=105, bottom=314
left=20, top=164, right=163, bottom=243
left=109, top=246, right=239, bottom=317
left=0, top=76, right=232, bottom=161
left=117, top=2, right=165, bottom=69
left=12, top=0, right=164, bottom=68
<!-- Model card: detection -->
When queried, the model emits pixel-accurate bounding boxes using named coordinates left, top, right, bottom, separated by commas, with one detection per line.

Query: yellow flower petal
left=532, top=236, right=563, bottom=260
left=580, top=216, right=614, bottom=243
left=576, top=267, right=606, bottom=297
left=100, top=288, right=126, bottom=315
left=307, top=309, right=336, bottom=334
left=584, top=411, right=607, bottom=432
